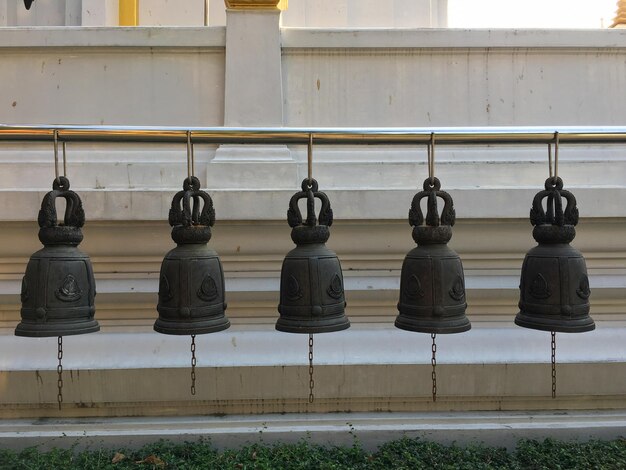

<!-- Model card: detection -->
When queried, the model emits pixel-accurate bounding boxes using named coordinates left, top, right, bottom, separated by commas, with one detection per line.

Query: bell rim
left=275, top=319, right=350, bottom=334
left=14, top=320, right=100, bottom=337
left=394, top=316, right=471, bottom=334
left=153, top=318, right=230, bottom=335
left=514, top=312, right=595, bottom=333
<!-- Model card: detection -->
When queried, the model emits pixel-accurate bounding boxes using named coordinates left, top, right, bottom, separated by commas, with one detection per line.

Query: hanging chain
left=551, top=331, right=556, bottom=399
left=308, top=334, right=315, bottom=403
left=57, top=336, right=63, bottom=410
left=431, top=333, right=437, bottom=402
left=190, top=334, right=197, bottom=396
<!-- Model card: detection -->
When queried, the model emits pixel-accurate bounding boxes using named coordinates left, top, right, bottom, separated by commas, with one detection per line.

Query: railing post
left=211, top=0, right=296, bottom=190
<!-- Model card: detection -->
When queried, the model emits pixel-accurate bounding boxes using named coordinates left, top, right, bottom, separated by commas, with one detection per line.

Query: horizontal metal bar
left=1, top=125, right=626, bottom=145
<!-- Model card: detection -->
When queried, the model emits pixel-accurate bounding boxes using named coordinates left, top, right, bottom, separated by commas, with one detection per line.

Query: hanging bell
left=395, top=177, right=471, bottom=334
left=276, top=178, right=349, bottom=333
left=516, top=177, right=594, bottom=332
left=155, top=176, right=229, bottom=335
left=16, top=176, right=99, bottom=337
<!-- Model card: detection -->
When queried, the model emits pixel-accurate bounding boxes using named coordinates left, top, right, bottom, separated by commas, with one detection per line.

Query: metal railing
left=1, top=125, right=626, bottom=145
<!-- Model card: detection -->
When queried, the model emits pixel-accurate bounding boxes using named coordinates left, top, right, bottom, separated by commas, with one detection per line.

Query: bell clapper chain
left=308, top=333, right=315, bottom=403
left=57, top=336, right=63, bottom=410
left=430, top=333, right=437, bottom=402
left=190, top=334, right=197, bottom=396
left=551, top=331, right=557, bottom=399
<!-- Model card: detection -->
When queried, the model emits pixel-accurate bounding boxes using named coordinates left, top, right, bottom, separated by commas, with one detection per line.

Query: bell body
left=516, top=241, right=593, bottom=333
left=277, top=239, right=349, bottom=334
left=155, top=243, right=229, bottom=335
left=396, top=242, right=470, bottom=334
left=17, top=243, right=98, bottom=337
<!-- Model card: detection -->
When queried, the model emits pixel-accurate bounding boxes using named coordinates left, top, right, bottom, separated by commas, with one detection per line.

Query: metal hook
left=62, top=141, right=67, bottom=178
left=186, top=130, right=195, bottom=180
left=53, top=129, right=60, bottom=183
left=428, top=132, right=435, bottom=185
left=307, top=133, right=314, bottom=187
left=554, top=131, right=559, bottom=181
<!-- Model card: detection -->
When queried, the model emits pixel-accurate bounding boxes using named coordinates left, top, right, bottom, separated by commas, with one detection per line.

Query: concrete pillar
left=211, top=0, right=295, bottom=191
left=81, top=0, right=118, bottom=26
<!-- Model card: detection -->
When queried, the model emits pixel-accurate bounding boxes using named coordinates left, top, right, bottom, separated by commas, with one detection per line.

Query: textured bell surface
left=516, top=177, right=594, bottom=333
left=396, top=177, right=471, bottom=334
left=155, top=176, right=229, bottom=335
left=16, top=177, right=99, bottom=337
left=276, top=179, right=350, bottom=334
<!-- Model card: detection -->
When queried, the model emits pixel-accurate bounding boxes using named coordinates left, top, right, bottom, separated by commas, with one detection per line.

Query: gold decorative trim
left=119, top=0, right=139, bottom=26
left=225, top=0, right=287, bottom=11
left=611, top=0, right=626, bottom=27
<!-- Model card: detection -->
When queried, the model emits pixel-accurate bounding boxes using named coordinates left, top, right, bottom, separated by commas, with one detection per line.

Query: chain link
left=57, top=336, right=63, bottom=410
left=431, top=333, right=437, bottom=402
left=551, top=331, right=556, bottom=399
left=190, top=334, right=197, bottom=396
left=308, top=334, right=314, bottom=404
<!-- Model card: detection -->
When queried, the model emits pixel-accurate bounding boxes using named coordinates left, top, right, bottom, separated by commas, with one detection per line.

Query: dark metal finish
left=396, top=177, right=471, bottom=334
left=515, top=177, right=595, bottom=333
left=276, top=179, right=350, bottom=334
left=155, top=176, right=230, bottom=335
left=16, top=177, right=99, bottom=337
left=24, top=0, right=34, bottom=10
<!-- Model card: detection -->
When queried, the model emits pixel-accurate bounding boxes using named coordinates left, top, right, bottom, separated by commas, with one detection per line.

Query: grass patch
left=0, top=437, right=624, bottom=469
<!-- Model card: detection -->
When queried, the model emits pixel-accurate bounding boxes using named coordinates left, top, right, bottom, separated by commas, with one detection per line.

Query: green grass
left=0, top=437, right=624, bottom=469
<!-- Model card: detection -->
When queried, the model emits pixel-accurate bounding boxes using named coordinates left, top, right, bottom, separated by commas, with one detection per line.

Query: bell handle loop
left=408, top=178, right=455, bottom=228
left=530, top=182, right=578, bottom=227
left=38, top=184, right=85, bottom=229
left=171, top=182, right=215, bottom=228
left=287, top=179, right=333, bottom=228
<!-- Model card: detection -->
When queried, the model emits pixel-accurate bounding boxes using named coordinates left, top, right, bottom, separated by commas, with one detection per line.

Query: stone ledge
left=1, top=410, right=625, bottom=451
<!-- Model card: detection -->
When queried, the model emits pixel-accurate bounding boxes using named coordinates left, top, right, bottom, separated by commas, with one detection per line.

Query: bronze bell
left=396, top=177, right=471, bottom=334
left=155, top=176, right=230, bottom=335
left=516, top=177, right=594, bottom=332
left=276, top=178, right=349, bottom=333
left=16, top=176, right=99, bottom=337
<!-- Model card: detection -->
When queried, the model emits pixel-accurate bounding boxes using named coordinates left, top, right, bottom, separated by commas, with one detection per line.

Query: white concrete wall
left=0, top=25, right=625, bottom=418
left=281, top=0, right=448, bottom=28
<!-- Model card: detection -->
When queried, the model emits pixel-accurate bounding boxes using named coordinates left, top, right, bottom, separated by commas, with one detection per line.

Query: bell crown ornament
left=396, top=176, right=471, bottom=334
left=154, top=175, right=230, bottom=335
left=516, top=176, right=594, bottom=333
left=16, top=176, right=99, bottom=337
left=276, top=178, right=350, bottom=334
